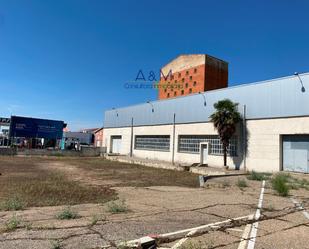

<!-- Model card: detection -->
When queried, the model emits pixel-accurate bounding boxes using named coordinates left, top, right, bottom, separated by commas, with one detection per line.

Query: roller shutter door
left=283, top=135, right=309, bottom=173
left=111, top=136, right=122, bottom=154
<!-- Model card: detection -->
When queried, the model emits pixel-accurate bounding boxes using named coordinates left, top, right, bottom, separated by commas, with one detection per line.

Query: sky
left=0, top=0, right=309, bottom=130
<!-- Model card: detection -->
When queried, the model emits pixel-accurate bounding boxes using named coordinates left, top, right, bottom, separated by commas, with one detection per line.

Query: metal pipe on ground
left=199, top=173, right=249, bottom=187
left=120, top=215, right=252, bottom=249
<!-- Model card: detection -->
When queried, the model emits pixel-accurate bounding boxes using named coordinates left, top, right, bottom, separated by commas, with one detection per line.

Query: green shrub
left=107, top=200, right=128, bottom=213
left=276, top=173, right=290, bottom=182
left=290, top=177, right=309, bottom=190
left=90, top=215, right=99, bottom=226
left=56, top=207, right=79, bottom=220
left=51, top=240, right=62, bottom=249
left=217, top=180, right=231, bottom=188
left=25, top=222, right=33, bottom=230
left=5, top=215, right=21, bottom=232
left=247, top=171, right=270, bottom=181
left=237, top=179, right=248, bottom=188
left=51, top=153, right=64, bottom=157
left=1, top=196, right=24, bottom=211
left=89, top=214, right=105, bottom=226
left=289, top=182, right=299, bottom=190
left=271, top=174, right=290, bottom=196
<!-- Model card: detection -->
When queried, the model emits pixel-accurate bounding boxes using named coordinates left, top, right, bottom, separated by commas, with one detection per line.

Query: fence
left=0, top=146, right=107, bottom=157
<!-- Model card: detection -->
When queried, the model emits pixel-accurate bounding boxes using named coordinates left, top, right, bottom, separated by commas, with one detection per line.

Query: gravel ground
left=254, top=187, right=309, bottom=249
left=0, top=157, right=308, bottom=249
left=0, top=181, right=260, bottom=249
left=162, top=178, right=309, bottom=249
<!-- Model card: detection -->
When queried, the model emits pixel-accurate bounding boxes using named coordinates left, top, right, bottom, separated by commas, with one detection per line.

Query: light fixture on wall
left=294, top=72, right=306, bottom=93
left=199, top=92, right=207, bottom=106
left=112, top=108, right=119, bottom=117
left=147, top=101, right=154, bottom=112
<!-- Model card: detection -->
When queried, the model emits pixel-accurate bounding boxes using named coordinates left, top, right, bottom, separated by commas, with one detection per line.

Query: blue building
left=9, top=116, right=65, bottom=148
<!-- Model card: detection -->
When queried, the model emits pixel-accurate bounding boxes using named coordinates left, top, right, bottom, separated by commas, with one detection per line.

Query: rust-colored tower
left=158, top=54, right=228, bottom=99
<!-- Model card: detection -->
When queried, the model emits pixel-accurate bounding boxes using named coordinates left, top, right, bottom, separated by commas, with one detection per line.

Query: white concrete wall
left=103, top=122, right=243, bottom=169
left=246, top=117, right=309, bottom=172
left=131, top=125, right=173, bottom=161
left=173, top=123, right=243, bottom=168
left=103, top=117, right=309, bottom=172
left=103, top=127, right=131, bottom=154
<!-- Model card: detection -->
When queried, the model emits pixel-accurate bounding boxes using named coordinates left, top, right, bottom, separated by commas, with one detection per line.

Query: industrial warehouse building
left=103, top=72, right=309, bottom=173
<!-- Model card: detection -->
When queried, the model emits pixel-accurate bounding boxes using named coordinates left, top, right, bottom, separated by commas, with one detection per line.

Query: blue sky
left=0, top=0, right=308, bottom=130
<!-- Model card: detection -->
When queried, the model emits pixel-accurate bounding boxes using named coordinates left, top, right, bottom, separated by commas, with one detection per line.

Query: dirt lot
left=0, top=156, right=308, bottom=249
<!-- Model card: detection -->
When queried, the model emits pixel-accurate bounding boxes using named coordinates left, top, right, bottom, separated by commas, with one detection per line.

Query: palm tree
left=210, top=99, right=242, bottom=168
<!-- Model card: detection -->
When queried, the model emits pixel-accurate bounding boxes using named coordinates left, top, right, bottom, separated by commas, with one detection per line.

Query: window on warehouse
left=135, top=135, right=170, bottom=151
left=178, top=135, right=237, bottom=156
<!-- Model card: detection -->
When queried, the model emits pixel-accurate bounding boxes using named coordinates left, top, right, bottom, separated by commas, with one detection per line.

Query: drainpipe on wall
left=130, top=117, right=133, bottom=157
left=172, top=113, right=176, bottom=165
left=242, top=105, right=247, bottom=171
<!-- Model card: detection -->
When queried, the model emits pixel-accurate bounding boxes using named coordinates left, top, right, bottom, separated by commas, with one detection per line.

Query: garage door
left=111, top=136, right=122, bottom=154
left=283, top=135, right=309, bottom=173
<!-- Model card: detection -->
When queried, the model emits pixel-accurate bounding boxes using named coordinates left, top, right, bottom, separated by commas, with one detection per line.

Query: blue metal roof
left=104, top=73, right=309, bottom=128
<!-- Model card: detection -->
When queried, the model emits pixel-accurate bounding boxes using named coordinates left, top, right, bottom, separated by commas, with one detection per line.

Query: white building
left=103, top=73, right=309, bottom=173
left=0, top=117, right=10, bottom=146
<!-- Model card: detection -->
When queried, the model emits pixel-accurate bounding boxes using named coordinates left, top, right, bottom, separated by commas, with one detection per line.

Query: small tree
left=210, top=99, right=241, bottom=167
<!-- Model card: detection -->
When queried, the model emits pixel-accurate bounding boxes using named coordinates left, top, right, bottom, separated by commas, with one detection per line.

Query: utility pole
left=172, top=113, right=176, bottom=165
left=130, top=117, right=133, bottom=157
left=243, top=105, right=247, bottom=171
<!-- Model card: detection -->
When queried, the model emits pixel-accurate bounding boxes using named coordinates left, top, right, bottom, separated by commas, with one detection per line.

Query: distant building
left=0, top=117, right=10, bottom=135
left=62, top=131, right=94, bottom=149
left=80, top=128, right=98, bottom=134
left=7, top=116, right=65, bottom=148
left=94, top=127, right=103, bottom=147
left=0, top=117, right=10, bottom=146
left=0, top=125, right=9, bottom=136
left=158, top=54, right=228, bottom=99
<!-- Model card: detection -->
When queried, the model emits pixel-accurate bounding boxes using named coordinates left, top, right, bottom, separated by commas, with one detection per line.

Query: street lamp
left=199, top=92, right=206, bottom=106
left=294, top=72, right=306, bottom=93
left=147, top=101, right=154, bottom=112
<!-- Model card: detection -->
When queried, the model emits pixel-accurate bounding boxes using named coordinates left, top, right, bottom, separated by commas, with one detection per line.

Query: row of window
left=135, top=135, right=170, bottom=151
left=166, top=88, right=193, bottom=98
left=178, top=135, right=237, bottom=156
left=167, top=68, right=198, bottom=81
left=164, top=81, right=197, bottom=92
left=134, top=135, right=238, bottom=156
left=163, top=76, right=197, bottom=84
